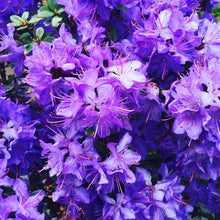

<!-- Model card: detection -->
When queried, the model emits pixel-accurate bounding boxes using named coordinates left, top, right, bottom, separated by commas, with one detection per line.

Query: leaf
left=24, top=42, right=34, bottom=54
left=48, top=0, right=58, bottom=11
left=39, top=6, right=50, bottom=12
left=43, top=37, right=54, bottom=43
left=22, top=11, right=29, bottom=20
left=94, top=141, right=111, bottom=160
left=212, top=4, right=220, bottom=18
left=43, top=32, right=52, bottom=39
left=10, top=15, right=23, bottom=27
left=51, top=15, right=62, bottom=27
left=38, top=10, right=54, bottom=18
left=57, top=7, right=65, bottom=14
left=20, top=32, right=31, bottom=38
left=118, top=4, right=128, bottom=12
left=28, top=15, right=43, bottom=24
left=36, top=27, right=44, bottom=39
left=108, top=24, right=118, bottom=43
left=43, top=20, right=51, bottom=26
left=17, top=26, right=28, bottom=31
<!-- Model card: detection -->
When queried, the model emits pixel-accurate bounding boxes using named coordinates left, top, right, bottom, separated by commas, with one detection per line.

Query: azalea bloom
left=102, top=133, right=141, bottom=183
left=108, top=60, right=146, bottom=89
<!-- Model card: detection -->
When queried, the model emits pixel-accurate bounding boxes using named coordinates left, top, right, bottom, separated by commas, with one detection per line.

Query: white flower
left=108, top=60, right=146, bottom=89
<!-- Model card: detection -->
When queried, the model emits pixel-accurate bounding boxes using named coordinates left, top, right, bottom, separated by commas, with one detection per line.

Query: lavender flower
left=0, top=23, right=25, bottom=76
left=107, top=59, right=146, bottom=89
left=52, top=174, right=90, bottom=218
left=13, top=178, right=45, bottom=219
left=101, top=133, right=141, bottom=183
left=102, top=193, right=136, bottom=219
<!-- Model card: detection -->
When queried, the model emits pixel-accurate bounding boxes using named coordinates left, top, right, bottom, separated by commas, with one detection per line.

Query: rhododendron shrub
left=1, top=0, right=220, bottom=219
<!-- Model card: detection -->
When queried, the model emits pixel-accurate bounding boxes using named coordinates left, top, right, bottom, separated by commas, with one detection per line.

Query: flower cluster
left=1, top=0, right=220, bottom=219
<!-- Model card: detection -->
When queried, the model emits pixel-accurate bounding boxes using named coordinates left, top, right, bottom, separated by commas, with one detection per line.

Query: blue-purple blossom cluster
left=1, top=0, right=220, bottom=219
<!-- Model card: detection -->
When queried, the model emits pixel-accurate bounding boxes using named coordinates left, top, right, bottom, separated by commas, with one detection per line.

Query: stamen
left=86, top=173, right=98, bottom=191
left=211, top=191, right=220, bottom=198
left=0, top=4, right=9, bottom=13
left=117, top=155, right=140, bottom=165
left=25, top=94, right=35, bottom=104
left=145, top=106, right=153, bottom=124
left=15, top=146, right=25, bottom=163
left=175, top=159, right=182, bottom=167
left=5, top=84, right=15, bottom=92
left=37, top=167, right=46, bottom=173
left=77, top=153, right=92, bottom=160
left=0, top=168, right=10, bottom=178
left=189, top=166, right=194, bottom=182
left=179, top=116, right=191, bottom=128
left=188, top=139, right=192, bottom=147
left=157, top=8, right=163, bottom=29
left=161, top=62, right=167, bottom=80
left=24, top=191, right=44, bottom=206
left=23, top=120, right=39, bottom=129
left=45, top=124, right=64, bottom=138
left=115, top=173, right=125, bottom=199
left=99, top=206, right=118, bottom=220
left=132, top=199, right=155, bottom=204
left=161, top=116, right=173, bottom=121
left=172, top=196, right=188, bottom=205
left=58, top=174, right=67, bottom=191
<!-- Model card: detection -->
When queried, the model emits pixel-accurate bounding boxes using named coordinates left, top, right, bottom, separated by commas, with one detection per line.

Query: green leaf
left=36, top=27, right=44, bottom=39
left=28, top=15, right=43, bottom=24
left=212, top=4, right=220, bottom=18
left=51, top=15, right=62, bottom=27
left=118, top=4, right=128, bottom=12
left=20, top=32, right=31, bottom=38
left=10, top=15, right=23, bottom=27
left=24, top=42, right=34, bottom=54
left=38, top=10, right=54, bottom=18
left=43, top=37, right=54, bottom=43
left=43, top=20, right=51, bottom=26
left=48, top=0, right=58, bottom=11
left=43, top=32, right=52, bottom=39
left=39, top=6, right=50, bottom=12
left=17, top=26, right=28, bottom=31
left=199, top=11, right=205, bottom=17
left=108, top=24, right=118, bottom=43
left=57, top=7, right=65, bottom=14
left=21, top=11, right=29, bottom=20
left=94, top=141, right=111, bottom=160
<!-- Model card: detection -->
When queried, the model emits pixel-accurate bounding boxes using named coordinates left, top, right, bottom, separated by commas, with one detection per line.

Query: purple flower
left=77, top=19, right=105, bottom=45
left=23, top=24, right=81, bottom=103
left=62, top=138, right=95, bottom=180
left=0, top=188, right=18, bottom=219
left=101, top=133, right=141, bottom=183
left=40, top=138, right=68, bottom=177
left=199, top=19, right=220, bottom=59
left=52, top=174, right=90, bottom=218
left=56, top=0, right=96, bottom=21
left=55, top=82, right=133, bottom=137
left=0, top=98, right=37, bottom=171
left=102, top=193, right=136, bottom=219
left=0, top=23, right=25, bottom=76
left=131, top=167, right=193, bottom=219
left=13, top=178, right=45, bottom=219
left=168, top=64, right=213, bottom=140
left=107, top=59, right=146, bottom=89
